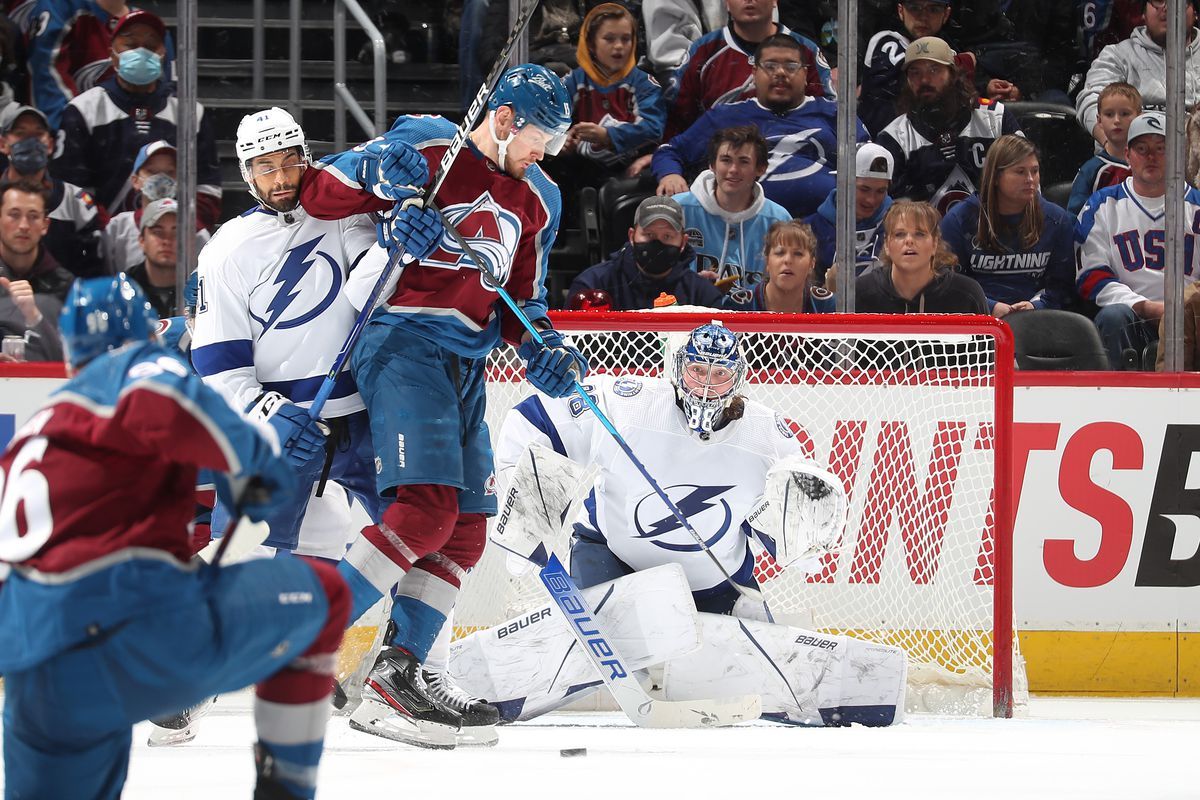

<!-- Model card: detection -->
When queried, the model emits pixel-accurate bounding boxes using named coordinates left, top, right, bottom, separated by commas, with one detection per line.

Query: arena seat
left=1006, top=102, right=1096, bottom=187
left=1004, top=308, right=1110, bottom=370
left=597, top=173, right=656, bottom=257
left=1042, top=181, right=1073, bottom=210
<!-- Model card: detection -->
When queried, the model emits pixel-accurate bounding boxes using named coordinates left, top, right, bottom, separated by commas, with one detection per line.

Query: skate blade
left=348, top=697, right=458, bottom=750
left=456, top=725, right=499, bottom=747
left=147, top=723, right=198, bottom=747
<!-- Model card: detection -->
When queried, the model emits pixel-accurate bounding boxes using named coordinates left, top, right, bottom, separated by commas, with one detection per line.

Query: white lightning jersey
left=495, top=375, right=805, bottom=593
left=191, top=203, right=388, bottom=418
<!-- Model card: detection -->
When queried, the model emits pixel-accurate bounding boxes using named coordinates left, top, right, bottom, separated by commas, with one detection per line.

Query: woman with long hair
left=856, top=201, right=988, bottom=313
left=940, top=134, right=1077, bottom=317
left=731, top=220, right=835, bottom=312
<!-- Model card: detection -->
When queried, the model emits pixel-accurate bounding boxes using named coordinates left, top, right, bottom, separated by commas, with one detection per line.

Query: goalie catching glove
left=518, top=328, right=589, bottom=398
left=746, top=456, right=848, bottom=571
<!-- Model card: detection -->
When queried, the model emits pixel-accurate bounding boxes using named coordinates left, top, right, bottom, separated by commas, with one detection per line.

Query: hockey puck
left=560, top=747, right=587, bottom=758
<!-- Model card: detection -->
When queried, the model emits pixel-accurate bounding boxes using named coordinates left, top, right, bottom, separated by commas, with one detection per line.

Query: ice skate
left=146, top=696, right=216, bottom=747
left=422, top=668, right=500, bottom=747
left=349, top=642, right=461, bottom=750
left=253, top=743, right=306, bottom=800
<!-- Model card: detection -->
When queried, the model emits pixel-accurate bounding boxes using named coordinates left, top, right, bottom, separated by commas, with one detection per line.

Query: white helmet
left=236, top=107, right=310, bottom=205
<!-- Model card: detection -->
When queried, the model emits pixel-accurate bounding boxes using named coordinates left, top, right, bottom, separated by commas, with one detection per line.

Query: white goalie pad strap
left=493, top=443, right=597, bottom=565
left=751, top=456, right=849, bottom=569
left=448, top=563, right=700, bottom=721
left=662, top=614, right=907, bottom=727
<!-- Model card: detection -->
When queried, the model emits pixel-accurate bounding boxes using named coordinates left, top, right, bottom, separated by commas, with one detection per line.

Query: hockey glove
left=247, top=391, right=327, bottom=472
left=518, top=328, right=590, bottom=398
left=356, top=138, right=428, bottom=202
left=379, top=200, right=445, bottom=262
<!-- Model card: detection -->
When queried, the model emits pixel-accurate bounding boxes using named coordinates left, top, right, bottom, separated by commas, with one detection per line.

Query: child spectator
left=1067, top=82, right=1140, bottom=216
left=805, top=142, right=893, bottom=290
left=673, top=126, right=790, bottom=301
left=941, top=135, right=1077, bottom=316
left=727, top=219, right=835, bottom=312
left=856, top=199, right=988, bottom=313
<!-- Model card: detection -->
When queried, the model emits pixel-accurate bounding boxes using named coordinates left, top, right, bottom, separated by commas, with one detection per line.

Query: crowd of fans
left=0, top=0, right=1197, bottom=372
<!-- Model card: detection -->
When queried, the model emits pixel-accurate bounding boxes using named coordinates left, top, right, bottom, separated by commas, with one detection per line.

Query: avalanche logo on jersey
left=250, top=235, right=344, bottom=333
left=633, top=484, right=735, bottom=552
left=423, top=192, right=522, bottom=291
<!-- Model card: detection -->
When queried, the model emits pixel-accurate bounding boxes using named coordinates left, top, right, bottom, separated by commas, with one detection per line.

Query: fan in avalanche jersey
left=495, top=322, right=807, bottom=614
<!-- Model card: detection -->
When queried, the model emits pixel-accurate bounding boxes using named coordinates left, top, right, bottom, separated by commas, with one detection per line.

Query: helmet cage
left=671, top=323, right=747, bottom=434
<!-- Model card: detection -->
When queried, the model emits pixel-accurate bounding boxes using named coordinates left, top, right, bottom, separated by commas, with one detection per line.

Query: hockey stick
left=306, top=0, right=544, bottom=420
left=540, top=553, right=761, bottom=728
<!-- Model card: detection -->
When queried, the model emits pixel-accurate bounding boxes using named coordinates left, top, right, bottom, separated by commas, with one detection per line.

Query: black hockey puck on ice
left=560, top=748, right=587, bottom=758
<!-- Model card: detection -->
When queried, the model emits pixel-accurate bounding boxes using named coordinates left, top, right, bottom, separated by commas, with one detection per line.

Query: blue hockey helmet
left=60, top=274, right=157, bottom=368
left=486, top=64, right=573, bottom=168
left=671, top=321, right=747, bottom=435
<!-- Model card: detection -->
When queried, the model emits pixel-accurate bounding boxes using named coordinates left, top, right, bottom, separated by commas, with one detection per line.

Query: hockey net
left=454, top=310, right=1024, bottom=717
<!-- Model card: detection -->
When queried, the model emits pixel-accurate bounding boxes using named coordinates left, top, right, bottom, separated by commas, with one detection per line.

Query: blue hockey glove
left=355, top=138, right=428, bottom=202
left=379, top=200, right=445, bottom=261
left=213, top=466, right=295, bottom=526
left=247, top=391, right=327, bottom=472
left=518, top=328, right=590, bottom=398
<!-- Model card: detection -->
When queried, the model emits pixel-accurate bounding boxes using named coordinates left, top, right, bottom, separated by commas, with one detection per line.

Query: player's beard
left=260, top=182, right=301, bottom=213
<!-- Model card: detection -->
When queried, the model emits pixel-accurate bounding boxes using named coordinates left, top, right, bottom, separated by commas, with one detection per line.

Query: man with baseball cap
left=1077, top=0, right=1200, bottom=147
left=54, top=9, right=220, bottom=225
left=125, top=197, right=180, bottom=319
left=569, top=195, right=723, bottom=310
left=875, top=36, right=1022, bottom=213
left=1077, top=111, right=1200, bottom=369
left=0, top=104, right=104, bottom=278
left=804, top=142, right=895, bottom=289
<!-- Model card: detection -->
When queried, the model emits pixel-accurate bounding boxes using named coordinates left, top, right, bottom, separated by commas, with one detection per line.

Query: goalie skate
left=422, top=668, right=500, bottom=747
left=146, top=696, right=215, bottom=747
left=349, top=645, right=461, bottom=750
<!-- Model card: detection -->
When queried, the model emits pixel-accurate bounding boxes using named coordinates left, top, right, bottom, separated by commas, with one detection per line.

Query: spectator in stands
left=102, top=140, right=208, bottom=272
left=860, top=0, right=979, bottom=137
left=1077, top=112, right=1200, bottom=369
left=52, top=10, right=220, bottom=228
left=1068, top=82, right=1140, bottom=215
left=876, top=36, right=1021, bottom=214
left=125, top=197, right=178, bottom=319
left=726, top=219, right=835, bottom=311
left=550, top=4, right=665, bottom=223
left=0, top=179, right=71, bottom=360
left=0, top=103, right=104, bottom=278
left=569, top=195, right=723, bottom=310
left=940, top=135, right=1077, bottom=317
left=642, top=0, right=726, bottom=80
left=672, top=126, right=790, bottom=301
left=650, top=0, right=834, bottom=143
left=1157, top=280, right=1200, bottom=369
left=805, top=142, right=894, bottom=291
left=653, top=35, right=866, bottom=218
left=1076, top=0, right=1200, bottom=147
left=856, top=200, right=988, bottom=313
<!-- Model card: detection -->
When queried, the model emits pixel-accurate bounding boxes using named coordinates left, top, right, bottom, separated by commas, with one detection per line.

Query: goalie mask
left=236, top=106, right=311, bottom=210
left=672, top=322, right=747, bottom=435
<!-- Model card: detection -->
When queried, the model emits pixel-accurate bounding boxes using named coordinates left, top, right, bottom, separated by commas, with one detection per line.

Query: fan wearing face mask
left=0, top=103, right=103, bottom=278
left=569, top=195, right=725, bottom=310
left=53, top=10, right=222, bottom=227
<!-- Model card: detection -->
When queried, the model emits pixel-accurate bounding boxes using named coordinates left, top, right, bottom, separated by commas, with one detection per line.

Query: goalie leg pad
left=448, top=563, right=701, bottom=722
left=663, top=614, right=907, bottom=727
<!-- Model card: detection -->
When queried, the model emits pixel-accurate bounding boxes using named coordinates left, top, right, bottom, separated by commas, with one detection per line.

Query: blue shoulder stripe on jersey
left=515, top=394, right=567, bottom=456
left=191, top=339, right=254, bottom=377
left=262, top=370, right=357, bottom=405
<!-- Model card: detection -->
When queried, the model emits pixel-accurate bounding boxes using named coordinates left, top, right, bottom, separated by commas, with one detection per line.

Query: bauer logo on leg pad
left=495, top=607, right=552, bottom=639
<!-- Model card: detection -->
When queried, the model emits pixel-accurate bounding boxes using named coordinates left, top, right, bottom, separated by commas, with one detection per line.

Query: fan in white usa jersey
left=190, top=107, right=392, bottom=552
left=467, top=322, right=907, bottom=727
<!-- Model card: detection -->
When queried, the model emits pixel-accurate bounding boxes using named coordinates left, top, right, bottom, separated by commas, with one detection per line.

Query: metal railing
left=332, top=0, right=388, bottom=151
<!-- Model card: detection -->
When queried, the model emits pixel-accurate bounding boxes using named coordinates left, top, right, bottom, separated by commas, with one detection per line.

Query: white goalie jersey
left=494, top=374, right=805, bottom=593
left=190, top=204, right=388, bottom=418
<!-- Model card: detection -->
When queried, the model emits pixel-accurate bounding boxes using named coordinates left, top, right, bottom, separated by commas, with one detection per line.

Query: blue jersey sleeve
left=607, top=70, right=667, bottom=155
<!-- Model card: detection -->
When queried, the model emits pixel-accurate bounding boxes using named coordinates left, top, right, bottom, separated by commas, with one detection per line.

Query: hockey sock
left=423, top=609, right=455, bottom=673
left=255, top=561, right=349, bottom=799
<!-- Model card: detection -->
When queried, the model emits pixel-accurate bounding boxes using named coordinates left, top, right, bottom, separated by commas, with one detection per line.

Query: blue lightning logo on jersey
left=262, top=236, right=322, bottom=331
left=633, top=484, right=734, bottom=552
left=251, top=235, right=344, bottom=333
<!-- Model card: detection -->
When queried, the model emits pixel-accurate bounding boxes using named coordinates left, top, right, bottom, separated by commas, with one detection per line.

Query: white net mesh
left=454, top=310, right=1024, bottom=716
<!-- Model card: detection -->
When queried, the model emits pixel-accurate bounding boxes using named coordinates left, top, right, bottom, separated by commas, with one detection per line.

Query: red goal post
left=456, top=310, right=1021, bottom=717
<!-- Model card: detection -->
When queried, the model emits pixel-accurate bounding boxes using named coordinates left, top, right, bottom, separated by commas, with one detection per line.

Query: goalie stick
left=306, top=0, right=544, bottom=420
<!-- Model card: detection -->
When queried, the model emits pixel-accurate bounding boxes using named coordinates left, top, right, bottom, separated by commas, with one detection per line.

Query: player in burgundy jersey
left=299, top=64, right=589, bottom=748
left=0, top=275, right=348, bottom=800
